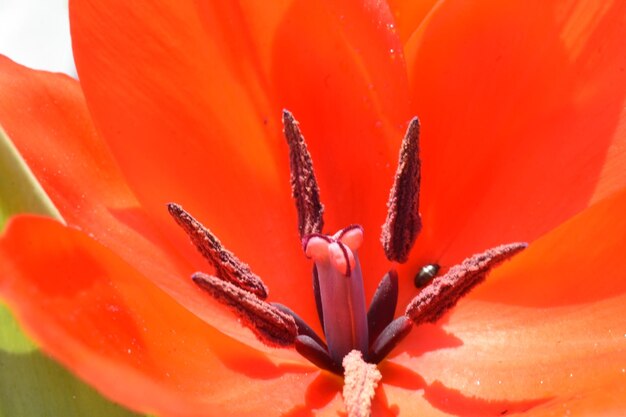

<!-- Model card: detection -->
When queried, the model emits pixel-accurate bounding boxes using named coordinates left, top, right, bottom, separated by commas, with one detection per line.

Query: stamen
left=405, top=242, right=527, bottom=325
left=295, top=335, right=342, bottom=374
left=342, top=350, right=382, bottom=417
left=367, top=270, right=399, bottom=345
left=283, top=109, right=324, bottom=238
left=368, top=316, right=413, bottom=364
left=272, top=302, right=327, bottom=349
left=381, top=117, right=422, bottom=263
left=192, top=272, right=297, bottom=347
left=168, top=203, right=269, bottom=299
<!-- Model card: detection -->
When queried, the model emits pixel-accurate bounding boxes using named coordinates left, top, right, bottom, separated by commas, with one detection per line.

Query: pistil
left=303, top=226, right=369, bottom=364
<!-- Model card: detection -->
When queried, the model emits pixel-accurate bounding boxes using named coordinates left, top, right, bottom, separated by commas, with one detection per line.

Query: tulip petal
left=403, top=0, right=626, bottom=268
left=70, top=0, right=411, bottom=315
left=391, top=186, right=626, bottom=414
left=0, top=216, right=329, bottom=417
left=269, top=0, right=412, bottom=288
left=0, top=56, right=267, bottom=346
left=71, top=0, right=317, bottom=321
left=0, top=57, right=343, bottom=415
left=0, top=122, right=139, bottom=417
left=386, top=0, right=439, bottom=43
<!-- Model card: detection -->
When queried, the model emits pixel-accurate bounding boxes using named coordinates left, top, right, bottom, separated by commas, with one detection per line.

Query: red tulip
left=1, top=0, right=626, bottom=416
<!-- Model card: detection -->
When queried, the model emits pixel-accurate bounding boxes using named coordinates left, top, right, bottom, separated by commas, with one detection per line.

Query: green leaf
left=0, top=125, right=63, bottom=229
left=0, top=128, right=144, bottom=416
left=0, top=304, right=144, bottom=417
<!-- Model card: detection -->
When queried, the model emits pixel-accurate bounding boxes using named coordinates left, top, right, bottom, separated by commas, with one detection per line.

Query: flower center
left=168, top=110, right=526, bottom=378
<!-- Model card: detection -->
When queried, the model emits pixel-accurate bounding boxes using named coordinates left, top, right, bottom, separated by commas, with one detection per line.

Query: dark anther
left=381, top=117, right=422, bottom=263
left=272, top=302, right=327, bottom=350
left=414, top=263, right=440, bottom=288
left=295, top=335, right=342, bottom=374
left=192, top=272, right=297, bottom=347
left=168, top=203, right=269, bottom=299
left=367, top=270, right=398, bottom=345
left=367, top=316, right=413, bottom=364
left=283, top=109, right=324, bottom=238
left=405, top=242, right=527, bottom=325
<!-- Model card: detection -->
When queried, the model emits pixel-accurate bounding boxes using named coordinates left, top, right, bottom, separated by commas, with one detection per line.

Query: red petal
left=403, top=0, right=626, bottom=268
left=0, top=57, right=260, bottom=345
left=386, top=0, right=439, bottom=43
left=0, top=55, right=129, bottom=225
left=70, top=0, right=309, bottom=320
left=269, top=1, right=411, bottom=290
left=70, top=0, right=410, bottom=320
left=392, top=186, right=626, bottom=414
left=0, top=216, right=329, bottom=417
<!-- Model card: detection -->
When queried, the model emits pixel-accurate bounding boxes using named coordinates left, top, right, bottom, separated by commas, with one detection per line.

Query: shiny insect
left=414, top=263, right=440, bottom=288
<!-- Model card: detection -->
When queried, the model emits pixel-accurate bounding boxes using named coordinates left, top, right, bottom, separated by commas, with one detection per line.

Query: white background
left=0, top=0, right=75, bottom=76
